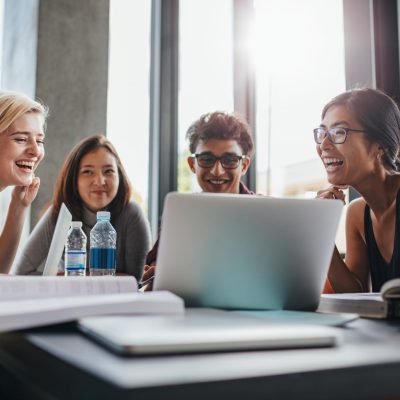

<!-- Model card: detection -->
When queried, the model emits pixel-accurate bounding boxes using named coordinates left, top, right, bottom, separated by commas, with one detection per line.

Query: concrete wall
left=33, top=0, right=109, bottom=225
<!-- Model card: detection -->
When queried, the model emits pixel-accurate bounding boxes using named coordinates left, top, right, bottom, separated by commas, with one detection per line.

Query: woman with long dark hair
left=315, top=88, right=400, bottom=292
left=14, top=134, right=150, bottom=279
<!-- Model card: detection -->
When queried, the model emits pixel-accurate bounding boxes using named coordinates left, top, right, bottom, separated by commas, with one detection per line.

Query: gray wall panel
left=34, top=0, right=110, bottom=225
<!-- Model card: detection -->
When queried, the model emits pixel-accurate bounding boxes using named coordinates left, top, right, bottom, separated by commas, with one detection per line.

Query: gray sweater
left=13, top=201, right=151, bottom=280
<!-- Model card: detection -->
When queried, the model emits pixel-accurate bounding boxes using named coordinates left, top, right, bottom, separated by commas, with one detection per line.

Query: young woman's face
left=316, top=105, right=380, bottom=187
left=0, top=112, right=45, bottom=190
left=187, top=139, right=250, bottom=193
left=77, top=147, right=120, bottom=212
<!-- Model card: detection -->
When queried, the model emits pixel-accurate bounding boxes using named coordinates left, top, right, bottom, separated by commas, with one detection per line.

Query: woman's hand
left=316, top=185, right=348, bottom=203
left=11, top=176, right=41, bottom=208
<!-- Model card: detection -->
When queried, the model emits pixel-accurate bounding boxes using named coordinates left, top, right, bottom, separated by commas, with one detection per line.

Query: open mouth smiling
left=15, top=161, right=35, bottom=172
left=207, top=178, right=230, bottom=185
left=323, top=157, right=344, bottom=168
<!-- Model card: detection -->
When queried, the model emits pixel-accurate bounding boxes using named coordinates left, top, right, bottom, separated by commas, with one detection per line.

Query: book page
left=381, top=278, right=400, bottom=299
left=0, top=291, right=184, bottom=332
left=0, top=276, right=137, bottom=301
left=322, top=293, right=383, bottom=301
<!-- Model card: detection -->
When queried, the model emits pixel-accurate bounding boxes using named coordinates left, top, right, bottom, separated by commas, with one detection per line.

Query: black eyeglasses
left=313, top=127, right=365, bottom=144
left=191, top=153, right=247, bottom=169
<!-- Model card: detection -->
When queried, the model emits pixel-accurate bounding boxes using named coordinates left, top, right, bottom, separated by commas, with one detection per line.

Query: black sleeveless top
left=364, top=192, right=400, bottom=292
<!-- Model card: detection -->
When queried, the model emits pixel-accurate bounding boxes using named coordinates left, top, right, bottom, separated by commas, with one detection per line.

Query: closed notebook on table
left=317, top=278, right=400, bottom=319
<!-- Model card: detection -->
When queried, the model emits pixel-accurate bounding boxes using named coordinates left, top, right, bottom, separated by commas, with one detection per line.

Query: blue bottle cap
left=96, top=211, right=110, bottom=220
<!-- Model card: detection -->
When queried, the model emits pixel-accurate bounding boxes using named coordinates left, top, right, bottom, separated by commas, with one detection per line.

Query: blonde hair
left=0, top=91, right=48, bottom=133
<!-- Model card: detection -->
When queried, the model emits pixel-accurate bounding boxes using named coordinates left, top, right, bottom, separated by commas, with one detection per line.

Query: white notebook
left=0, top=276, right=184, bottom=332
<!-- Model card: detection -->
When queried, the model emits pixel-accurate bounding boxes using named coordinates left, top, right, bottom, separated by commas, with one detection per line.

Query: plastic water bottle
left=65, top=221, right=87, bottom=276
left=89, top=211, right=117, bottom=276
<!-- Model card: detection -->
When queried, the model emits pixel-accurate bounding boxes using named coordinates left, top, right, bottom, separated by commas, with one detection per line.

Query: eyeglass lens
left=315, top=128, right=346, bottom=144
left=196, top=154, right=242, bottom=169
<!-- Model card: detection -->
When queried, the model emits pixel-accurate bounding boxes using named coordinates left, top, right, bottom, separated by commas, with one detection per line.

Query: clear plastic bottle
left=89, top=211, right=117, bottom=276
left=65, top=221, right=87, bottom=276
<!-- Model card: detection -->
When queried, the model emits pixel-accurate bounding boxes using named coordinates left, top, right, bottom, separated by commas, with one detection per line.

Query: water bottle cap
left=97, top=211, right=110, bottom=220
left=71, top=221, right=82, bottom=228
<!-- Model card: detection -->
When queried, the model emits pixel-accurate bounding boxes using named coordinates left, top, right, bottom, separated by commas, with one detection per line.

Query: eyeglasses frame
left=191, top=153, right=247, bottom=169
left=313, top=127, right=366, bottom=144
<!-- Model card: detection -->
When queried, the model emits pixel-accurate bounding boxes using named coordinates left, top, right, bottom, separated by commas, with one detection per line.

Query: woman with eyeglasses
left=14, top=135, right=151, bottom=279
left=315, top=88, right=400, bottom=293
left=0, top=91, right=48, bottom=274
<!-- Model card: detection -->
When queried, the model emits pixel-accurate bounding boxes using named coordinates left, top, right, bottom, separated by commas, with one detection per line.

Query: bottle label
left=89, top=248, right=116, bottom=270
left=65, top=250, right=86, bottom=271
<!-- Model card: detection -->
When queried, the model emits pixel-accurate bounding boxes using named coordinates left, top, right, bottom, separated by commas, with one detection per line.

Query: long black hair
left=52, top=134, right=132, bottom=224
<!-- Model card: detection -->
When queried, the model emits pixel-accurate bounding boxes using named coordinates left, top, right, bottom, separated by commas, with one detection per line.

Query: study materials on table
left=317, top=278, right=400, bottom=319
left=0, top=276, right=184, bottom=332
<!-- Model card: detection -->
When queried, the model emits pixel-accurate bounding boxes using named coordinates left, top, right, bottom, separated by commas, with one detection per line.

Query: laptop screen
left=42, top=203, right=72, bottom=276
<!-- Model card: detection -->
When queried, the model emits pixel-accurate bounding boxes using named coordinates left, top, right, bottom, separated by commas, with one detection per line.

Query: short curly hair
left=186, top=111, right=254, bottom=156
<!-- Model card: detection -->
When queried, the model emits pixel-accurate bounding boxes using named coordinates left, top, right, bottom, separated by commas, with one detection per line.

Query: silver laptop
left=154, top=193, right=343, bottom=311
left=42, top=203, right=72, bottom=276
left=78, top=309, right=341, bottom=355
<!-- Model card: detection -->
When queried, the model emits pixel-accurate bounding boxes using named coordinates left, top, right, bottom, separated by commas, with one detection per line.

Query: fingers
left=142, top=265, right=155, bottom=281
left=31, top=176, right=40, bottom=188
left=316, top=186, right=347, bottom=203
left=140, top=265, right=155, bottom=292
left=12, top=176, right=41, bottom=207
left=140, top=265, right=156, bottom=292
left=23, top=176, right=41, bottom=206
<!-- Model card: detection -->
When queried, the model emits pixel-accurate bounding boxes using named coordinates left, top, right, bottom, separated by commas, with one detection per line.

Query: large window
left=253, top=0, right=346, bottom=197
left=178, top=0, right=234, bottom=192
left=0, top=0, right=9, bottom=230
left=108, top=0, right=151, bottom=212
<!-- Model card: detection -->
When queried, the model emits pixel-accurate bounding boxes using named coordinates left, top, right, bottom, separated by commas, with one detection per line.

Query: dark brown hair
left=322, top=88, right=400, bottom=172
left=186, top=111, right=254, bottom=156
left=52, top=134, right=131, bottom=223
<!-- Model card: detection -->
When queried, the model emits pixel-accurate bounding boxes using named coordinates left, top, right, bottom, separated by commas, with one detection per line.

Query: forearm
left=123, top=207, right=152, bottom=280
left=0, top=202, right=29, bottom=273
left=327, top=246, right=364, bottom=293
left=13, top=207, right=54, bottom=275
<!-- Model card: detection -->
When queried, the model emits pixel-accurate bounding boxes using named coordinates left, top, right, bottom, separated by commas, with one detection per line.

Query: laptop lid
left=78, top=309, right=341, bottom=355
left=42, top=203, right=72, bottom=276
left=154, top=193, right=343, bottom=311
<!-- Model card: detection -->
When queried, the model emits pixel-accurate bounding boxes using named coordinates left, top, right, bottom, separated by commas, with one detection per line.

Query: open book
left=0, top=276, right=184, bottom=332
left=317, top=278, right=400, bottom=319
